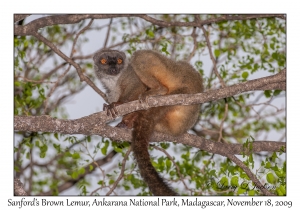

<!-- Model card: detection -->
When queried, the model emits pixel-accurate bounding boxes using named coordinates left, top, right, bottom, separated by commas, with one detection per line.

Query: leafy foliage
left=14, top=14, right=285, bottom=195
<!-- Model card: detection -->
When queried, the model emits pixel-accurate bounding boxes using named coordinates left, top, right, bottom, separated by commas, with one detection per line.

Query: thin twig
left=70, top=19, right=94, bottom=58
left=226, top=154, right=275, bottom=196
left=199, top=20, right=229, bottom=142
left=152, top=145, right=190, bottom=193
left=186, top=26, right=198, bottom=62
left=103, top=18, right=113, bottom=48
left=106, top=147, right=132, bottom=195
left=201, top=25, right=226, bottom=87
left=217, top=102, right=228, bottom=142
left=31, top=31, right=108, bottom=101
left=43, top=65, right=71, bottom=114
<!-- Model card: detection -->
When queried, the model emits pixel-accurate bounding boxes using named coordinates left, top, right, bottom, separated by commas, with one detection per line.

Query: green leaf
left=101, top=147, right=107, bottom=155
left=264, top=90, right=272, bottom=98
left=72, top=152, right=80, bottom=159
left=114, top=147, right=123, bottom=153
left=220, top=177, right=228, bottom=187
left=160, top=142, right=170, bottom=149
left=271, top=152, right=278, bottom=162
left=166, top=159, right=171, bottom=172
left=14, top=165, right=20, bottom=172
left=276, top=187, right=284, bottom=196
left=237, top=186, right=246, bottom=195
left=265, top=161, right=272, bottom=169
left=101, top=140, right=109, bottom=155
left=231, top=176, right=239, bottom=187
left=248, top=190, right=256, bottom=196
left=274, top=169, right=282, bottom=177
left=40, top=144, right=48, bottom=153
left=278, top=185, right=286, bottom=195
left=53, top=144, right=61, bottom=153
left=86, top=136, right=91, bottom=142
left=274, top=90, right=281, bottom=96
left=78, top=167, right=85, bottom=175
left=253, top=63, right=259, bottom=71
left=35, top=141, right=40, bottom=147
left=146, top=29, right=155, bottom=38
left=209, top=169, right=217, bottom=177
left=170, top=171, right=176, bottom=176
left=86, top=63, right=93, bottom=68
left=266, top=173, right=275, bottom=184
left=214, top=49, right=221, bottom=57
left=249, top=154, right=254, bottom=165
left=242, top=71, right=249, bottom=79
left=271, top=52, right=278, bottom=60
left=71, top=171, right=78, bottom=179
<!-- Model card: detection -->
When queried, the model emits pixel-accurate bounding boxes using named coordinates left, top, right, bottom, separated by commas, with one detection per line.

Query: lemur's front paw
left=103, top=102, right=122, bottom=118
left=138, top=93, right=151, bottom=109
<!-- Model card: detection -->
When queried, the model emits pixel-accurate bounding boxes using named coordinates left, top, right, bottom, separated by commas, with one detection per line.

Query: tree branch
left=14, top=14, right=31, bottom=23
left=105, top=147, right=132, bottom=196
left=30, top=30, right=107, bottom=101
left=201, top=25, right=226, bottom=87
left=14, top=70, right=286, bottom=160
left=14, top=14, right=285, bottom=36
left=14, top=178, right=28, bottom=196
left=14, top=69, right=285, bottom=128
left=226, top=154, right=274, bottom=196
left=13, top=111, right=286, bottom=155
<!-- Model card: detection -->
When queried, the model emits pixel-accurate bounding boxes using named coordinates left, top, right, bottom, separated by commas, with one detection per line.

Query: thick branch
left=15, top=70, right=285, bottom=129
left=14, top=70, right=286, bottom=155
left=14, top=67, right=286, bottom=135
left=14, top=14, right=31, bottom=23
left=93, top=69, right=285, bottom=119
left=14, top=178, right=28, bottom=196
left=14, top=14, right=284, bottom=36
left=14, top=114, right=285, bottom=157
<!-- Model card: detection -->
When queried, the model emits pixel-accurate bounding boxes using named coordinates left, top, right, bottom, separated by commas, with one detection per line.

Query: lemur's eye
left=100, top=58, right=107, bottom=64
left=117, top=58, right=123, bottom=64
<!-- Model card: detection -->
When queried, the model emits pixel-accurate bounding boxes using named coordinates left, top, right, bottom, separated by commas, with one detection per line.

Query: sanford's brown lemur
left=93, top=49, right=203, bottom=195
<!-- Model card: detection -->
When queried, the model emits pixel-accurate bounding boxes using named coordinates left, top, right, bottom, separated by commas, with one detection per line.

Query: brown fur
left=94, top=49, right=203, bottom=195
